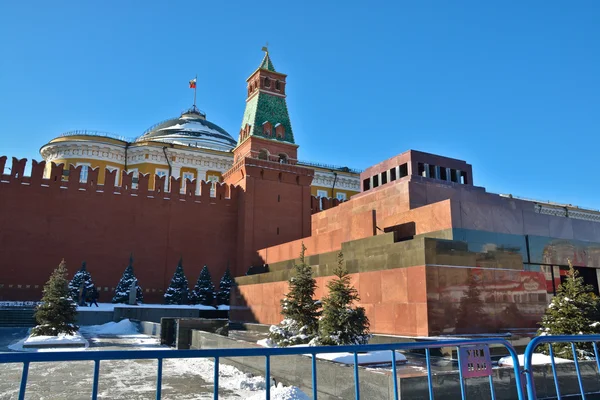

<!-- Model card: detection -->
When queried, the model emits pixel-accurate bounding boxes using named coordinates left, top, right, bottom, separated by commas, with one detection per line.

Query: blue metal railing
left=0, top=338, right=525, bottom=400
left=58, top=130, right=133, bottom=142
left=524, top=334, right=600, bottom=400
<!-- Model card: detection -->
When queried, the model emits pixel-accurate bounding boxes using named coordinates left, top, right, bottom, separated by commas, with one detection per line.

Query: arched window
left=275, top=123, right=285, bottom=139
left=258, top=149, right=269, bottom=160
left=278, top=153, right=288, bottom=164
left=264, top=77, right=271, bottom=88
left=263, top=121, right=272, bottom=137
left=275, top=81, right=281, bottom=91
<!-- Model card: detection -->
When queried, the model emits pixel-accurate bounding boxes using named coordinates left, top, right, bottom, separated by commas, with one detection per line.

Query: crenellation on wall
left=11, top=157, right=27, bottom=181
left=0, top=156, right=239, bottom=207
left=0, top=156, right=6, bottom=177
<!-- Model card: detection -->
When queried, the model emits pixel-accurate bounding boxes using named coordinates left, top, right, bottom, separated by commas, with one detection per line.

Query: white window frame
left=128, top=168, right=139, bottom=189
left=336, top=192, right=347, bottom=201
left=182, top=172, right=195, bottom=192
left=76, top=163, right=91, bottom=183
left=207, top=174, right=220, bottom=197
left=317, top=189, right=328, bottom=210
left=106, top=166, right=120, bottom=186
left=155, top=168, right=169, bottom=191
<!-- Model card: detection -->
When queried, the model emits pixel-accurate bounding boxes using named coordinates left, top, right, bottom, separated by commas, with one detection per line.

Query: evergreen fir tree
left=268, top=243, right=321, bottom=346
left=538, top=260, right=600, bottom=359
left=316, top=251, right=370, bottom=345
left=164, top=258, right=189, bottom=305
left=31, top=259, right=79, bottom=336
left=68, top=261, right=94, bottom=303
left=216, top=266, right=234, bottom=306
left=112, top=254, right=144, bottom=304
left=191, top=265, right=215, bottom=306
left=455, top=269, right=490, bottom=334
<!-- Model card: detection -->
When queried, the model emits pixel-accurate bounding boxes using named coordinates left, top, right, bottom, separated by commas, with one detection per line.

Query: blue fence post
left=456, top=347, right=466, bottom=400
left=311, top=354, right=318, bottom=400
left=18, top=361, right=29, bottom=400
left=156, top=358, right=163, bottom=400
left=391, top=351, right=399, bottom=400
left=92, top=360, right=100, bottom=400
left=265, top=355, right=271, bottom=400
left=571, top=343, right=586, bottom=400
left=214, top=356, right=219, bottom=400
left=548, top=344, right=562, bottom=400
left=353, top=352, right=360, bottom=400
left=425, top=348, right=434, bottom=400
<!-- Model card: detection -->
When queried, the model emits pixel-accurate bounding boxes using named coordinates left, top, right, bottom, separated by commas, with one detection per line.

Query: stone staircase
left=0, top=308, right=36, bottom=327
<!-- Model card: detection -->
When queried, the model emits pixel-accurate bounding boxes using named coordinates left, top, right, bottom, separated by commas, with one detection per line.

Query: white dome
left=137, top=107, right=236, bottom=152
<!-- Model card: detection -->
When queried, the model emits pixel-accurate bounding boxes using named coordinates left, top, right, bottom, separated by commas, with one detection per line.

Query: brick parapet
left=0, top=156, right=239, bottom=206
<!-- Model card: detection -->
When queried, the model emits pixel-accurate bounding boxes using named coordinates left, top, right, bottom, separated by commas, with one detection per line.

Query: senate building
left=1, top=50, right=600, bottom=336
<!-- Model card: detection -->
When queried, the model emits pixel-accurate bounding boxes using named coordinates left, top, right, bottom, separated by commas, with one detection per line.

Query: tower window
left=258, top=149, right=268, bottom=160
left=399, top=163, right=408, bottom=177
left=275, top=81, right=281, bottom=91
left=264, top=77, right=271, bottom=88
left=372, top=175, right=379, bottom=188
left=429, top=164, right=436, bottom=179
left=440, top=167, right=448, bottom=181
left=417, top=163, right=425, bottom=177
left=278, top=154, right=288, bottom=164
left=263, top=121, right=272, bottom=136
left=450, top=169, right=458, bottom=183
left=275, top=123, right=285, bottom=138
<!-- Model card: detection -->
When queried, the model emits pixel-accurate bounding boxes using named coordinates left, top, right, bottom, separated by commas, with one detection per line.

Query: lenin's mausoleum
left=1, top=51, right=600, bottom=337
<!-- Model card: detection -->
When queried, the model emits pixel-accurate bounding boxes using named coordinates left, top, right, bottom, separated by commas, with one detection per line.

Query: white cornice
left=313, top=171, right=360, bottom=191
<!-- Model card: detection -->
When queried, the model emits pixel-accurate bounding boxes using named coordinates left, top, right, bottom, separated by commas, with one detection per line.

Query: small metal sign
left=459, top=345, right=493, bottom=378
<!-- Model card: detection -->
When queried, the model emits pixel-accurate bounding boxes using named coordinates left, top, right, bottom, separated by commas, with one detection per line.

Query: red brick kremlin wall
left=0, top=156, right=341, bottom=303
left=0, top=157, right=239, bottom=303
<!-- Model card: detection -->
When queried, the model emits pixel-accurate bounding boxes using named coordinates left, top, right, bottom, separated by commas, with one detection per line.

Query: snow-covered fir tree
left=216, top=266, right=234, bottom=306
left=164, top=258, right=189, bottom=305
left=316, top=251, right=370, bottom=345
left=191, top=265, right=215, bottom=306
left=112, top=255, right=144, bottom=304
left=538, top=260, right=600, bottom=359
left=32, top=259, right=78, bottom=336
left=268, top=243, right=321, bottom=346
left=68, top=261, right=94, bottom=303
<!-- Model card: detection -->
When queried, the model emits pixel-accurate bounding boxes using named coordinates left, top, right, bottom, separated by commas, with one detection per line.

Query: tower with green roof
left=225, top=48, right=314, bottom=275
left=235, top=48, right=298, bottom=164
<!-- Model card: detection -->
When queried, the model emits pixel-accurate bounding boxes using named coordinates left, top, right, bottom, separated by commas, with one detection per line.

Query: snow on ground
left=24, top=331, right=88, bottom=346
left=4, top=321, right=308, bottom=398
left=247, top=383, right=310, bottom=400
left=162, top=357, right=310, bottom=399
left=315, top=350, right=407, bottom=365
left=80, top=319, right=139, bottom=335
left=77, top=303, right=221, bottom=312
left=257, top=339, right=407, bottom=365
left=9, top=331, right=89, bottom=352
left=498, top=353, right=572, bottom=367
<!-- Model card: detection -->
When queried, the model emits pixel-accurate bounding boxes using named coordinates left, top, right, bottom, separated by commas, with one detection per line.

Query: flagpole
left=193, top=74, right=197, bottom=108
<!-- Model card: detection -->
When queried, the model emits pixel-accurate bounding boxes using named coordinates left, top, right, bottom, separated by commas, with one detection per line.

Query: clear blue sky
left=1, top=1, right=598, bottom=209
